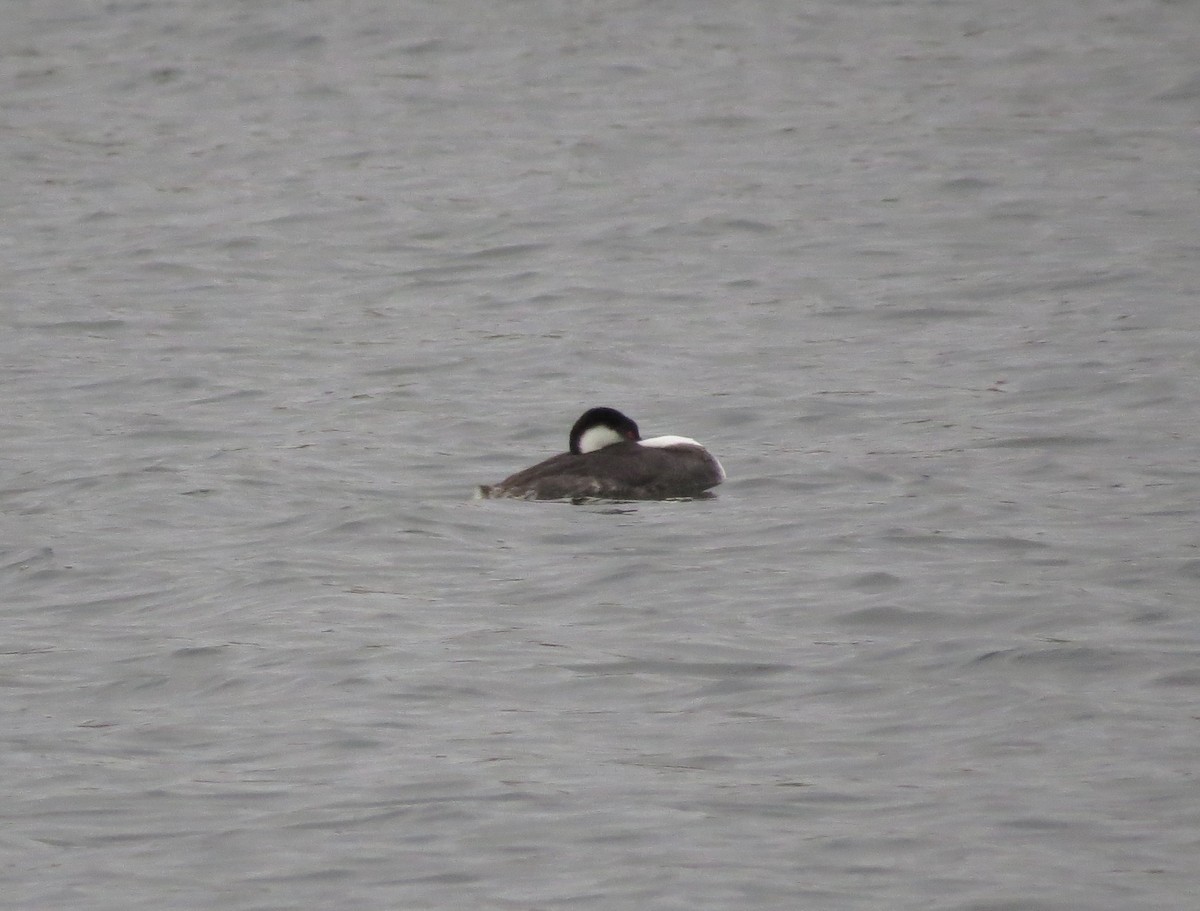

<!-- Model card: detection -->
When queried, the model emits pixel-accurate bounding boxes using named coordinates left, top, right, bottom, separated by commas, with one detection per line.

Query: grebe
left=479, top=407, right=725, bottom=500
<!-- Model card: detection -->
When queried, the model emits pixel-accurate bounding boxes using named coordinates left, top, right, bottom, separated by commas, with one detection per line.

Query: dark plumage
left=479, top=407, right=725, bottom=501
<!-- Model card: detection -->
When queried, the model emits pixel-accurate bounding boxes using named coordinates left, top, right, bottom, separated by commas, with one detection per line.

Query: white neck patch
left=577, top=424, right=627, bottom=454
left=641, top=435, right=726, bottom=481
left=639, top=435, right=701, bottom=449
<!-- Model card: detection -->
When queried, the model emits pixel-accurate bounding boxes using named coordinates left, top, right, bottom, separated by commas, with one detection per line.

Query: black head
left=568, top=407, right=641, bottom=454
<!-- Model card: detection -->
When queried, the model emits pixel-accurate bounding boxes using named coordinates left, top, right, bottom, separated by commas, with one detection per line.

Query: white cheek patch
left=578, top=425, right=626, bottom=454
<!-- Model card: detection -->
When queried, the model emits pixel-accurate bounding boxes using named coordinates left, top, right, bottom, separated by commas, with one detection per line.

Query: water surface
left=4, top=1, right=1199, bottom=908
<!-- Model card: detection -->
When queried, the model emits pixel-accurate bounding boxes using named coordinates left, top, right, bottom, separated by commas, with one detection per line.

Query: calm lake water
left=4, top=1, right=1199, bottom=909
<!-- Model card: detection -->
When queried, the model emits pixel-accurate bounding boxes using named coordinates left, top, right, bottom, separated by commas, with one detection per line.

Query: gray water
left=4, top=1, right=1199, bottom=909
